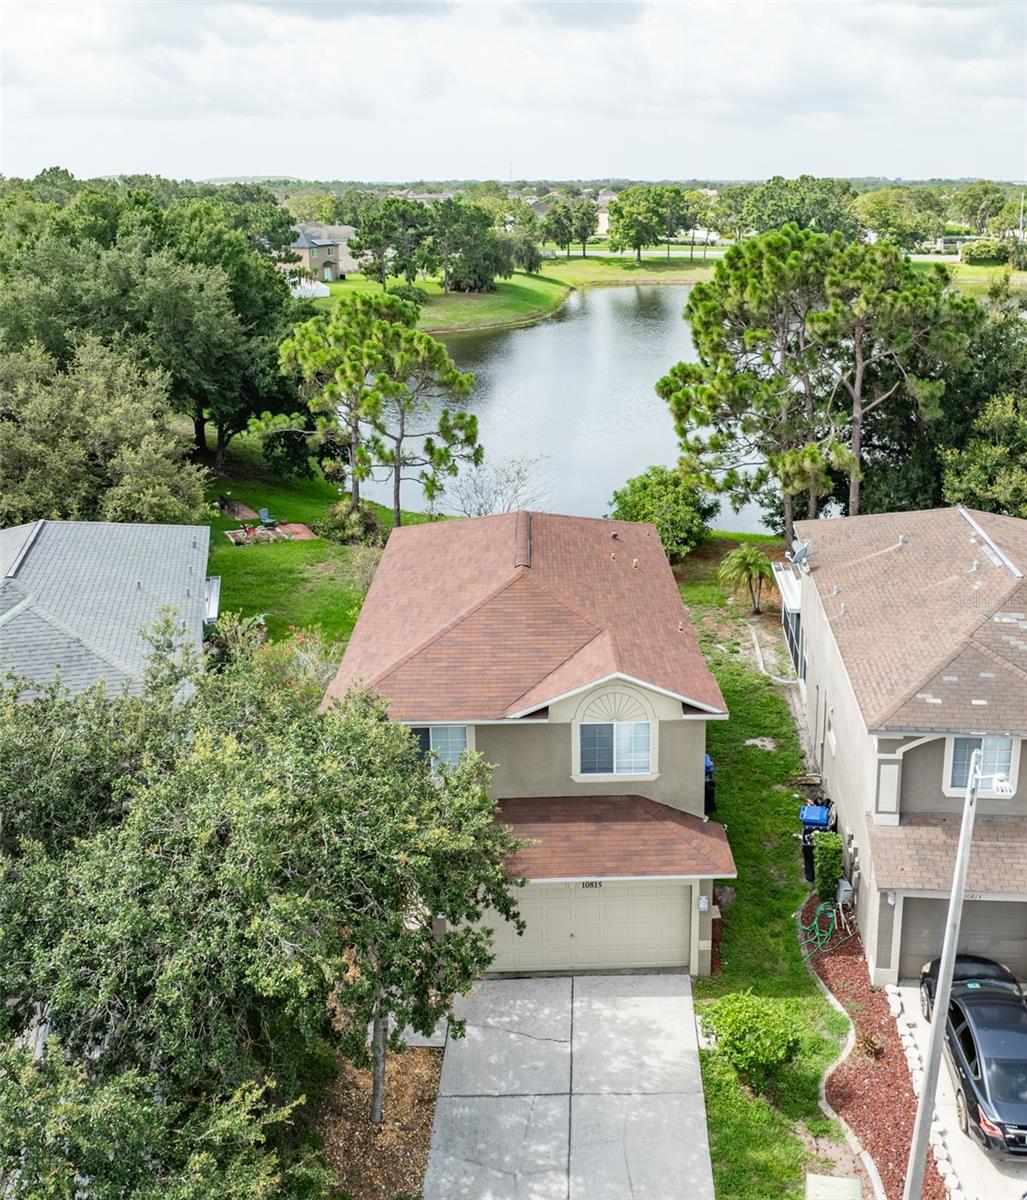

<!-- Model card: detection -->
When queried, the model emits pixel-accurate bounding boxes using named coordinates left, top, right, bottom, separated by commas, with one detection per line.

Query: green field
left=909, top=258, right=1027, bottom=297
left=315, top=271, right=571, bottom=333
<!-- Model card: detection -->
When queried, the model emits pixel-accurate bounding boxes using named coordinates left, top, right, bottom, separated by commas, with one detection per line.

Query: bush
left=312, top=501, right=382, bottom=546
left=608, top=466, right=719, bottom=560
left=813, top=829, right=844, bottom=903
left=961, top=238, right=1008, bottom=265
left=701, top=991, right=799, bottom=1092
left=388, top=282, right=428, bottom=304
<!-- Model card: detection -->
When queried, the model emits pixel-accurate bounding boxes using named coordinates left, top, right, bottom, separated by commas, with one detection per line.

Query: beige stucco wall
left=796, top=573, right=885, bottom=967
left=476, top=717, right=707, bottom=814
left=899, top=737, right=1027, bottom=815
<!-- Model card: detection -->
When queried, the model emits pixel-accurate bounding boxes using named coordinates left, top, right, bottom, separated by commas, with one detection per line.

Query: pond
left=361, top=285, right=766, bottom=533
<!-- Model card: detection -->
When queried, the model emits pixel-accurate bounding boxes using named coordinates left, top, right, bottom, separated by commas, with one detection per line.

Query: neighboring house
left=774, top=507, right=1027, bottom=985
left=0, top=520, right=217, bottom=696
left=288, top=224, right=359, bottom=281
left=323, top=511, right=734, bottom=975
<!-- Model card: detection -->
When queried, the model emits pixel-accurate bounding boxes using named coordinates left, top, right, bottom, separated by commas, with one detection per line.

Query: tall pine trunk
left=782, top=490, right=794, bottom=549
left=371, top=997, right=388, bottom=1125
left=849, top=398, right=863, bottom=516
left=215, top=424, right=229, bottom=474
left=349, top=412, right=361, bottom=509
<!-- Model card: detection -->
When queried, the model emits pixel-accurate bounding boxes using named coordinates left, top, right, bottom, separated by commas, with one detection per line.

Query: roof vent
left=632, top=558, right=639, bottom=569
left=611, top=531, right=621, bottom=541
left=839, top=602, right=848, bottom=616
left=513, top=512, right=532, bottom=568
left=971, top=560, right=979, bottom=574
left=898, top=533, right=906, bottom=546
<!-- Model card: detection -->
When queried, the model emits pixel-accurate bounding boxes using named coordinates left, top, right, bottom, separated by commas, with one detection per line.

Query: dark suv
left=942, top=982, right=1027, bottom=1155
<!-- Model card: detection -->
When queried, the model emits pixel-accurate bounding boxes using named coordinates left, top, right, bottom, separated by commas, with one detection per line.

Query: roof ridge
left=873, top=576, right=1021, bottom=727
left=17, top=596, right=138, bottom=681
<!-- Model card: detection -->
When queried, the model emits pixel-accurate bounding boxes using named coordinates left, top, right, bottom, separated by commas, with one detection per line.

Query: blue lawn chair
left=258, top=507, right=278, bottom=528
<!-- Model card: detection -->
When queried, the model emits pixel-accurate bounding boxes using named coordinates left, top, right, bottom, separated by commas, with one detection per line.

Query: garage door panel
left=485, top=881, right=691, bottom=972
left=899, top=897, right=1027, bottom=980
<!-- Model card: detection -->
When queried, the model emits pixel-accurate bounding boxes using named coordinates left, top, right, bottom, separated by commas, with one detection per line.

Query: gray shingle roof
left=795, top=506, right=1027, bottom=736
left=0, top=520, right=211, bottom=696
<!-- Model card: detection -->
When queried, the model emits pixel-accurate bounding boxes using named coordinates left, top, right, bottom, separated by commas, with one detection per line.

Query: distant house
left=0, top=520, right=217, bottom=696
left=323, top=511, right=734, bottom=975
left=774, top=507, right=1027, bottom=985
left=288, top=223, right=359, bottom=282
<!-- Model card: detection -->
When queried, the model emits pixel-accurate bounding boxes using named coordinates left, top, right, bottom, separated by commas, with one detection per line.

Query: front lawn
left=680, top=541, right=851, bottom=1200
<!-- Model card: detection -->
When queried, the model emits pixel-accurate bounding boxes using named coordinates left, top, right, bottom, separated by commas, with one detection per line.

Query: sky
left=2, top=0, right=1025, bottom=183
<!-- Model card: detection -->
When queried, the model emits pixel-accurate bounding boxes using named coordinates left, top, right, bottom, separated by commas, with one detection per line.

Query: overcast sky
left=2, top=0, right=1025, bottom=182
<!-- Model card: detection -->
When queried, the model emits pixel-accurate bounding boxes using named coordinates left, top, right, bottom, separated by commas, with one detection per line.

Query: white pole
left=901, top=748, right=983, bottom=1200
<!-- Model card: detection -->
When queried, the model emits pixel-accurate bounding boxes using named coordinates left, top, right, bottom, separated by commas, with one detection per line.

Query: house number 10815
left=579, top=881, right=603, bottom=889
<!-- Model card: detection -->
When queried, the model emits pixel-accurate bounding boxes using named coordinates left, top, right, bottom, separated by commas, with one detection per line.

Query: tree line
left=656, top=223, right=1027, bottom=542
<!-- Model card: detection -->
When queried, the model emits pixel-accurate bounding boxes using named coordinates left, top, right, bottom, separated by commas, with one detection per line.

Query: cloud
left=2, top=1, right=1024, bottom=181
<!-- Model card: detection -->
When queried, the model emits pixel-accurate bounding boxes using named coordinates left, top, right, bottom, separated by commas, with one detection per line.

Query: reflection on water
left=360, top=285, right=766, bottom=533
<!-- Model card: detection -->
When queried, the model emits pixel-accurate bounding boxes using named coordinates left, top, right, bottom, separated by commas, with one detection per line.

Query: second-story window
left=411, top=725, right=468, bottom=766
left=950, top=735, right=1013, bottom=790
left=579, top=721, right=651, bottom=775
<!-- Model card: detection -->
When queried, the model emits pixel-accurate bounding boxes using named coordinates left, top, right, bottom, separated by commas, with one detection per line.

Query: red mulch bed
left=803, top=895, right=946, bottom=1200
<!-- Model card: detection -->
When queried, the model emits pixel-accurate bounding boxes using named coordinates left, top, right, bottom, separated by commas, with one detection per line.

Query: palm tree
left=718, top=545, right=775, bottom=615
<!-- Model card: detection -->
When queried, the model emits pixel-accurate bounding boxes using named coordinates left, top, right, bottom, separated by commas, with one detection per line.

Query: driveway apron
left=422, top=974, right=715, bottom=1200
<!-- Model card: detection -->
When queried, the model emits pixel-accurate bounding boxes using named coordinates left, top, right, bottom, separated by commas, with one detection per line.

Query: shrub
left=608, top=466, right=719, bottom=560
left=388, top=282, right=428, bottom=304
left=813, top=829, right=844, bottom=903
left=701, top=991, right=799, bottom=1091
left=312, top=501, right=382, bottom=546
left=961, top=238, right=1008, bottom=265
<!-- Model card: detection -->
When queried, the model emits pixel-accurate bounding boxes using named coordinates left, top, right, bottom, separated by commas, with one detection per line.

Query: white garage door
left=899, top=898, right=1027, bottom=980
left=484, top=880, right=691, bottom=972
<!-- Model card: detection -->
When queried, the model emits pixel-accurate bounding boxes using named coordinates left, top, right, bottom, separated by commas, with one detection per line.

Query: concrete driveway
left=422, top=974, right=714, bottom=1200
left=898, top=984, right=1027, bottom=1200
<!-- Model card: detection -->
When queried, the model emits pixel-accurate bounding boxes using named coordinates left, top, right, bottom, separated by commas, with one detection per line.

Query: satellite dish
left=787, top=538, right=811, bottom=568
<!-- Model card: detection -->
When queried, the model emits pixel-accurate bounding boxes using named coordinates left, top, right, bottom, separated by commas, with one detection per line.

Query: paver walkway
left=422, top=974, right=714, bottom=1200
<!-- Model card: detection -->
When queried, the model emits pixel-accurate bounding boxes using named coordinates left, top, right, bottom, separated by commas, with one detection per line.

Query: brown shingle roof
left=324, top=512, right=725, bottom=721
left=794, top=508, right=1027, bottom=735
left=499, top=795, right=737, bottom=880
left=869, top=813, right=1027, bottom=894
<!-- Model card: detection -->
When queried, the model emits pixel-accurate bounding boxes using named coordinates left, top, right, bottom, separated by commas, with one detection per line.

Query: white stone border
left=885, top=984, right=966, bottom=1200
left=805, top=953, right=889, bottom=1200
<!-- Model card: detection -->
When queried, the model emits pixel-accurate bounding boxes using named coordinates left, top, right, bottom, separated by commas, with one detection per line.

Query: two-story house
left=323, top=511, right=735, bottom=975
left=774, top=507, right=1027, bottom=985
left=288, top=224, right=359, bottom=282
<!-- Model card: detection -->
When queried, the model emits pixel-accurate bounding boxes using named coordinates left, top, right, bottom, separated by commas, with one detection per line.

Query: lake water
left=361, top=285, right=766, bottom=533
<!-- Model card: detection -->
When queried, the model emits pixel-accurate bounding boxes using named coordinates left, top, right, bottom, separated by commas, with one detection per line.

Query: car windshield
left=955, top=980, right=1022, bottom=998
left=987, top=1059, right=1027, bottom=1105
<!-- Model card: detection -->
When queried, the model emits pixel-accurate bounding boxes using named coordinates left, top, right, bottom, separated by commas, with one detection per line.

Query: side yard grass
left=679, top=540, right=851, bottom=1200
left=204, top=439, right=430, bottom=642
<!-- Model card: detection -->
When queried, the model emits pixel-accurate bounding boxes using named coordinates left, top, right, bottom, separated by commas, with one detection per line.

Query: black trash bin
left=801, top=827, right=816, bottom=882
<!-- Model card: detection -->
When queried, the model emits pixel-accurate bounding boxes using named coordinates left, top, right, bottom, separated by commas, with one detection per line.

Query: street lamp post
left=902, top=748, right=1014, bottom=1200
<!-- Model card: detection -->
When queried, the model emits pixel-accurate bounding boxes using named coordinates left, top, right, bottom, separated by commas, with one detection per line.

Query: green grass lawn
left=204, top=439, right=431, bottom=643
left=679, top=541, right=850, bottom=1200
left=314, top=271, right=571, bottom=333
left=546, top=253, right=717, bottom=288
left=909, top=258, right=1027, bottom=297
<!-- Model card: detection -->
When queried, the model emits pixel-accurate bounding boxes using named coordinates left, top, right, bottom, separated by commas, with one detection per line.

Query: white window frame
left=575, top=720, right=654, bottom=780
left=410, top=724, right=473, bottom=767
left=942, top=734, right=1019, bottom=798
